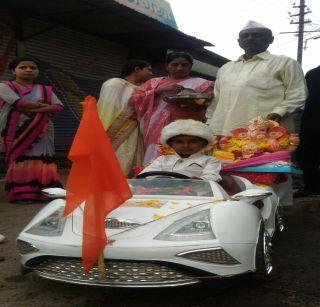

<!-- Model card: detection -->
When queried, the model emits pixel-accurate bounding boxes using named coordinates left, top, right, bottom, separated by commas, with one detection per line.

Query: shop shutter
left=0, top=11, right=16, bottom=82
left=22, top=19, right=128, bottom=150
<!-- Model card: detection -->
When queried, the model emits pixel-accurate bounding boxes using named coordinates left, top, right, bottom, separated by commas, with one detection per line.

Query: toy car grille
left=29, top=257, right=200, bottom=287
left=177, top=248, right=240, bottom=265
left=17, top=239, right=39, bottom=255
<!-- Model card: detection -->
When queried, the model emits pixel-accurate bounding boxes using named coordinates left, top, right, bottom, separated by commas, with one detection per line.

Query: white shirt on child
left=140, top=152, right=222, bottom=182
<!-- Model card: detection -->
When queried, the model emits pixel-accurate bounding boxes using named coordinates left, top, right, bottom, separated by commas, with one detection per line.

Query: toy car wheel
left=255, top=223, right=273, bottom=279
left=274, top=208, right=285, bottom=238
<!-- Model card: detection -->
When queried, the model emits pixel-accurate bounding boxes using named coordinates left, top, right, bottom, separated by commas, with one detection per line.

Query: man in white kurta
left=206, top=21, right=307, bottom=134
left=206, top=21, right=307, bottom=206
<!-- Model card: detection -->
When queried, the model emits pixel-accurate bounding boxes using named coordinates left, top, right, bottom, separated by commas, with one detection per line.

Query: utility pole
left=280, top=0, right=315, bottom=64
left=297, top=0, right=306, bottom=63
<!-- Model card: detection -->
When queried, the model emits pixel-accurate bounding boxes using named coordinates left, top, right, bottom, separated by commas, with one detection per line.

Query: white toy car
left=17, top=171, right=282, bottom=287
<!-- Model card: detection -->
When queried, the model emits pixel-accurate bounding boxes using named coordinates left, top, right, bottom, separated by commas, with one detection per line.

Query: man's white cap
left=241, top=20, right=270, bottom=31
left=160, top=119, right=214, bottom=146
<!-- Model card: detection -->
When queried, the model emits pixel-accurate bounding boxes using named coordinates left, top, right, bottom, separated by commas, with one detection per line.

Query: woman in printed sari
left=129, top=51, right=214, bottom=163
left=0, top=57, right=64, bottom=202
left=97, top=60, right=153, bottom=176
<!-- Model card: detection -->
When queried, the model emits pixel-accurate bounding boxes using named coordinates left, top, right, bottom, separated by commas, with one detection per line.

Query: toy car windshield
left=128, top=178, right=214, bottom=197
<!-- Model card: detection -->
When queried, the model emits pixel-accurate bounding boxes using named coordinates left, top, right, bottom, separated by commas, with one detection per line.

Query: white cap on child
left=161, top=119, right=214, bottom=146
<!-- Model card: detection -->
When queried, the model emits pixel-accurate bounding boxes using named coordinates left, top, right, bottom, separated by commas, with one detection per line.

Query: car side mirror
left=230, top=189, right=272, bottom=202
left=42, top=188, right=66, bottom=198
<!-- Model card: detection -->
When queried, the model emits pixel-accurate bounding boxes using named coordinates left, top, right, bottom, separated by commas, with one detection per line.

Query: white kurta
left=141, top=152, right=222, bottom=182
left=206, top=51, right=307, bottom=135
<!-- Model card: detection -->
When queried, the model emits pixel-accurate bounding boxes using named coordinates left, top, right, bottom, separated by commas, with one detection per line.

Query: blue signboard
left=115, top=0, right=178, bottom=29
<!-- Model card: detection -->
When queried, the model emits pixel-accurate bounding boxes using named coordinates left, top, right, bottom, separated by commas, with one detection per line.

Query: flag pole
left=98, top=253, right=106, bottom=281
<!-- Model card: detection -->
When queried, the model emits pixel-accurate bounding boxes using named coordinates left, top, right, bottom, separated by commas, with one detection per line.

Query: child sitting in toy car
left=140, top=119, right=221, bottom=182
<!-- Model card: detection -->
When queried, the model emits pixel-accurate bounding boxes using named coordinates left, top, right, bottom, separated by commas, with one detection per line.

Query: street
left=0, top=172, right=320, bottom=307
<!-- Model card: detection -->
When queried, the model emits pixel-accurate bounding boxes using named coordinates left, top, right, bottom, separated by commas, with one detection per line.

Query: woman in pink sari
left=130, top=51, right=214, bottom=163
left=0, top=57, right=64, bottom=202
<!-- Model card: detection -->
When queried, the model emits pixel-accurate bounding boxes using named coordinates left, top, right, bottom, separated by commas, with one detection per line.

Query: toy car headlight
left=25, top=207, right=66, bottom=236
left=154, top=209, right=215, bottom=241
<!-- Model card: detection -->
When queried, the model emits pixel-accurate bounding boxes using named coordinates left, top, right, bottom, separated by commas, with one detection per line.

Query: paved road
left=0, top=174, right=319, bottom=307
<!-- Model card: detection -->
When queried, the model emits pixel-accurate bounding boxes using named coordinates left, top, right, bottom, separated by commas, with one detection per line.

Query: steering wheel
left=136, top=171, right=190, bottom=179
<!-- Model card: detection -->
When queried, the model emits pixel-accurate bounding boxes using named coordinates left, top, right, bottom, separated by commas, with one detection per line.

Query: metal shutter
left=22, top=18, right=128, bottom=150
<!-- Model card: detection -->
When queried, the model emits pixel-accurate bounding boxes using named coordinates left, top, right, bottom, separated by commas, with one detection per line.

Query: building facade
left=0, top=0, right=228, bottom=151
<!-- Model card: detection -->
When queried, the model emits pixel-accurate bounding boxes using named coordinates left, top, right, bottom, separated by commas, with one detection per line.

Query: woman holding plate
left=129, top=51, right=213, bottom=163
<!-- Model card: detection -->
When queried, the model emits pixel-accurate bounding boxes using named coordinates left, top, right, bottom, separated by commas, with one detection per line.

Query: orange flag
left=63, top=96, right=132, bottom=274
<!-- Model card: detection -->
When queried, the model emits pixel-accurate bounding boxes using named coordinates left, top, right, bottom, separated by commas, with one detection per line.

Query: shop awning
left=2, top=0, right=214, bottom=50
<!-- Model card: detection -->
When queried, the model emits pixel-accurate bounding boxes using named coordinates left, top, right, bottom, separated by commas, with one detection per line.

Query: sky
left=167, top=0, right=320, bottom=73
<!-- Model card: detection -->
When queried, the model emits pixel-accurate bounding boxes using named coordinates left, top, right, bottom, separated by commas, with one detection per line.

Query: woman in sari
left=129, top=51, right=214, bottom=163
left=0, top=57, right=64, bottom=202
left=97, top=60, right=153, bottom=176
